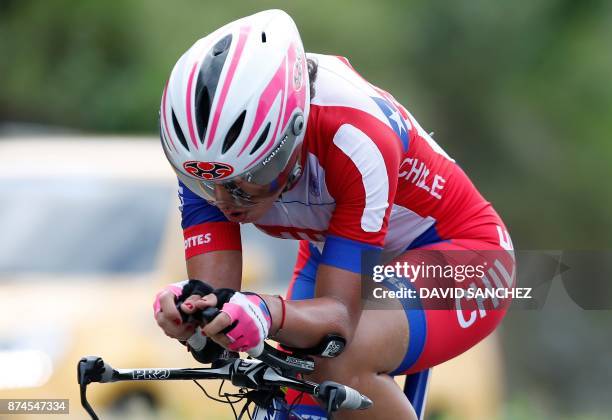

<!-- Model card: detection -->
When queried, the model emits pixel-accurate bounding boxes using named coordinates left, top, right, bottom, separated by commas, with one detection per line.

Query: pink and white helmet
left=160, top=9, right=310, bottom=205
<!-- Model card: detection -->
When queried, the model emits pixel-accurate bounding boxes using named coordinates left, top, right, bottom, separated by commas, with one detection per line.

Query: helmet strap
left=285, top=162, right=303, bottom=192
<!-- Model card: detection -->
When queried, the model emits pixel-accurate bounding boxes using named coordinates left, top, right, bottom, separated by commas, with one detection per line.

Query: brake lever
left=78, top=356, right=114, bottom=420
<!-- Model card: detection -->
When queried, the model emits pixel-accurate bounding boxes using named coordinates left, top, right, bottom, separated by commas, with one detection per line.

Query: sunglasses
left=174, top=114, right=304, bottom=208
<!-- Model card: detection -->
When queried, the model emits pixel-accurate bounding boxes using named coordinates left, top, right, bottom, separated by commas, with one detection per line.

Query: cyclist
left=154, top=9, right=515, bottom=419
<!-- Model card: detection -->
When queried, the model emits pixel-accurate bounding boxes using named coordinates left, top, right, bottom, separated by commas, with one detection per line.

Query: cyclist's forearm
left=262, top=264, right=361, bottom=348
left=261, top=295, right=358, bottom=348
left=186, top=250, right=242, bottom=290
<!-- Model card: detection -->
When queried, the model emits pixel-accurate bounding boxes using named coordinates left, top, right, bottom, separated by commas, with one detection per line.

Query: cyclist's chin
left=226, top=212, right=254, bottom=223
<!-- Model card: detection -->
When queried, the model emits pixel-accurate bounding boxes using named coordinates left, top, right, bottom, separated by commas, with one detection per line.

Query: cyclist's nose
left=212, top=186, right=230, bottom=209
left=213, top=185, right=244, bottom=212
left=213, top=184, right=232, bottom=202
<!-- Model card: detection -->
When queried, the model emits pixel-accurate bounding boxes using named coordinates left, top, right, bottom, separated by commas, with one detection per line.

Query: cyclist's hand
left=180, top=293, right=218, bottom=314
left=154, top=288, right=195, bottom=340
left=179, top=293, right=229, bottom=344
left=201, top=305, right=234, bottom=349
left=153, top=279, right=217, bottom=340
left=203, top=292, right=271, bottom=353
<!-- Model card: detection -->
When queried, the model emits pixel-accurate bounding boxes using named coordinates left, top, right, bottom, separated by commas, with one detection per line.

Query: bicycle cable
left=190, top=365, right=316, bottom=420
left=192, top=379, right=247, bottom=419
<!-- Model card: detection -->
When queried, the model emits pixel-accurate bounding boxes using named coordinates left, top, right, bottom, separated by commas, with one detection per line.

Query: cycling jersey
left=180, top=53, right=505, bottom=267
left=178, top=53, right=515, bottom=384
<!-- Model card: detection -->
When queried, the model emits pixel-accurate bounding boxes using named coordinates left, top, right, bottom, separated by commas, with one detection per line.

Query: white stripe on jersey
left=333, top=124, right=389, bottom=232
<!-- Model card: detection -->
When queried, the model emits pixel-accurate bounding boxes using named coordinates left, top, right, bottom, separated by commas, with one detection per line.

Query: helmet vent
left=250, top=122, right=271, bottom=155
left=261, top=32, right=267, bottom=43
left=213, top=34, right=232, bottom=56
left=171, top=110, right=189, bottom=150
left=222, top=110, right=246, bottom=154
left=195, top=87, right=210, bottom=144
left=196, top=33, right=232, bottom=144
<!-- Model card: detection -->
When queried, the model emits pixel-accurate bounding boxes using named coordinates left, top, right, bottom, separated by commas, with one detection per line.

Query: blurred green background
left=2, top=0, right=611, bottom=248
left=1, top=0, right=611, bottom=419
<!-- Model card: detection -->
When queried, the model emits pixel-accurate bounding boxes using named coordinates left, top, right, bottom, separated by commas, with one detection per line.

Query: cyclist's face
left=213, top=178, right=286, bottom=223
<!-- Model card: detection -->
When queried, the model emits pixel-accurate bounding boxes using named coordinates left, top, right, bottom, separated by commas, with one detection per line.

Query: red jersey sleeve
left=179, top=180, right=242, bottom=259
left=325, top=123, right=401, bottom=247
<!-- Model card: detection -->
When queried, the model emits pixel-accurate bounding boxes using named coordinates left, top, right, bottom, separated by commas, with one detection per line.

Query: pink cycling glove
left=153, top=280, right=188, bottom=316
left=220, top=292, right=272, bottom=353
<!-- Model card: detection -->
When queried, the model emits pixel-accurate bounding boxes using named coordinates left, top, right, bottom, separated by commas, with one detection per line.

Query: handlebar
left=78, top=350, right=372, bottom=419
left=77, top=295, right=370, bottom=419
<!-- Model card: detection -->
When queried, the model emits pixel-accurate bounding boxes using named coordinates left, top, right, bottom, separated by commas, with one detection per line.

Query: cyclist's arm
left=179, top=180, right=243, bottom=289
left=187, top=251, right=241, bottom=290
left=265, top=124, right=402, bottom=347
left=262, top=264, right=361, bottom=347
